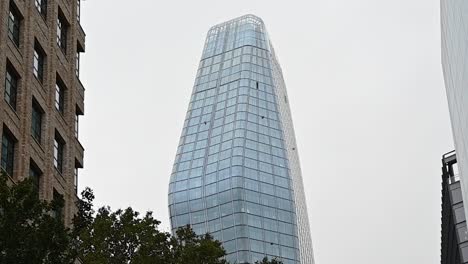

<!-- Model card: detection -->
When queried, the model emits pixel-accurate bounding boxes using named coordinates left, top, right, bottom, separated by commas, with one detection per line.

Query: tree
left=73, top=188, right=227, bottom=264
left=255, top=257, right=284, bottom=264
left=170, top=225, right=227, bottom=264
left=0, top=174, right=72, bottom=264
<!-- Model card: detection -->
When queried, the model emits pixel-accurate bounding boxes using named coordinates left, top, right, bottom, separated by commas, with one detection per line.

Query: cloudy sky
left=79, top=0, right=451, bottom=263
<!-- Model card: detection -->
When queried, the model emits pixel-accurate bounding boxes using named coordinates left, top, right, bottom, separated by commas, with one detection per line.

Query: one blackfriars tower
left=168, top=15, right=315, bottom=264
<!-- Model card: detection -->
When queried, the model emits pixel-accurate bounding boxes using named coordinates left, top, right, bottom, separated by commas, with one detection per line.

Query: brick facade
left=0, top=0, right=85, bottom=226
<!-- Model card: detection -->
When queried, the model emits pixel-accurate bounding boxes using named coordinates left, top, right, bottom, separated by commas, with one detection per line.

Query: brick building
left=0, top=0, right=85, bottom=226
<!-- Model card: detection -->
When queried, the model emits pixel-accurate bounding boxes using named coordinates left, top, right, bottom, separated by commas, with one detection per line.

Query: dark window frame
left=53, top=132, right=65, bottom=173
left=5, top=65, right=19, bottom=110
left=77, top=0, right=81, bottom=22
left=29, top=160, right=42, bottom=193
left=55, top=78, right=65, bottom=114
left=75, top=52, right=80, bottom=78
left=1, top=129, right=15, bottom=176
left=57, top=11, right=68, bottom=54
left=52, top=189, right=64, bottom=221
left=74, top=166, right=79, bottom=194
left=35, top=0, right=47, bottom=18
left=33, top=41, right=45, bottom=83
left=74, top=113, right=79, bottom=138
left=8, top=3, right=21, bottom=47
left=31, top=100, right=43, bottom=143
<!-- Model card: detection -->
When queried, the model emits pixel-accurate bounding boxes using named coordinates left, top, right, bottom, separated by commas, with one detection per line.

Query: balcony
left=77, top=23, right=86, bottom=51
left=75, top=138, right=84, bottom=168
left=76, top=77, right=85, bottom=113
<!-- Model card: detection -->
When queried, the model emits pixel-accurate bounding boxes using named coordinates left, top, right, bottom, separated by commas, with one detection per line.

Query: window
left=75, top=51, right=80, bottom=77
left=29, top=160, right=41, bottom=192
left=77, top=0, right=81, bottom=22
left=74, top=113, right=79, bottom=138
left=57, top=13, right=68, bottom=53
left=1, top=129, right=15, bottom=176
left=54, top=132, right=65, bottom=173
left=33, top=42, right=45, bottom=83
left=52, top=189, right=64, bottom=220
left=8, top=3, right=20, bottom=47
left=5, top=66, right=18, bottom=110
left=35, top=0, right=47, bottom=18
left=31, top=101, right=43, bottom=143
left=55, top=80, right=65, bottom=113
left=74, top=167, right=78, bottom=194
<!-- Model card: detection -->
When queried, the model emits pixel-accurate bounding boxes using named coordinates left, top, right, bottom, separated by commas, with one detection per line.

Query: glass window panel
left=176, top=213, right=190, bottom=226
left=222, top=227, right=236, bottom=241
left=208, top=218, right=222, bottom=233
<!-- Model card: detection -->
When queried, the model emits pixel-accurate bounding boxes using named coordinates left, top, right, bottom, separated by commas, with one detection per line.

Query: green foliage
left=73, top=188, right=227, bottom=264
left=170, top=225, right=227, bottom=264
left=1, top=176, right=285, bottom=264
left=255, top=257, right=284, bottom=264
left=0, top=174, right=72, bottom=264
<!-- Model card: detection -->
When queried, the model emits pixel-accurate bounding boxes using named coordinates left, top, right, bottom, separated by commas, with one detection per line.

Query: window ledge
left=4, top=100, right=20, bottom=120
left=33, top=75, right=45, bottom=88
left=0, top=168, right=14, bottom=180
left=55, top=109, right=68, bottom=126
left=7, top=38, right=23, bottom=60
left=8, top=37, right=21, bottom=54
left=31, top=135, right=45, bottom=153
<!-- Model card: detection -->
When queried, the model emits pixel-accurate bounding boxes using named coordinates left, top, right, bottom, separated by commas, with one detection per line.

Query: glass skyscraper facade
left=168, top=15, right=314, bottom=264
left=441, top=0, right=468, bottom=221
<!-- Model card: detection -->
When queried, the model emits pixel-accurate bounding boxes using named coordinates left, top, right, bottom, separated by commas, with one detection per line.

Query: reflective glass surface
left=169, top=15, right=314, bottom=264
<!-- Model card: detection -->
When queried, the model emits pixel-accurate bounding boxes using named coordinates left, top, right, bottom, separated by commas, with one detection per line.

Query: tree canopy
left=0, top=175, right=282, bottom=264
left=0, top=174, right=72, bottom=264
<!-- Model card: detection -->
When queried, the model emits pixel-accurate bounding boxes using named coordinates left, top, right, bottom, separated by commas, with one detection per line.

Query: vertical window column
left=5, top=65, right=19, bottom=110
left=8, top=3, right=21, bottom=47
left=55, top=79, right=65, bottom=114
left=1, top=129, right=16, bottom=176
left=74, top=113, right=79, bottom=138
left=57, top=12, right=68, bottom=53
left=76, top=42, right=84, bottom=78
left=75, top=52, right=80, bottom=78
left=29, top=160, right=42, bottom=194
left=54, top=132, right=65, bottom=173
left=77, top=0, right=81, bottom=22
left=74, top=166, right=79, bottom=194
left=33, top=42, right=45, bottom=83
left=35, top=0, right=47, bottom=18
left=75, top=106, right=83, bottom=139
left=52, top=189, right=64, bottom=221
left=31, top=100, right=43, bottom=143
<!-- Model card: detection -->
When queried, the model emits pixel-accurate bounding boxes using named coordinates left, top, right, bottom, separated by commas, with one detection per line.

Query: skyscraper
left=0, top=0, right=86, bottom=225
left=441, top=0, right=468, bottom=220
left=168, top=15, right=314, bottom=264
left=440, top=151, right=468, bottom=263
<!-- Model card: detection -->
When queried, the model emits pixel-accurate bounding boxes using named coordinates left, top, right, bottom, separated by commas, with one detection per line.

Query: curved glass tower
left=168, top=15, right=315, bottom=264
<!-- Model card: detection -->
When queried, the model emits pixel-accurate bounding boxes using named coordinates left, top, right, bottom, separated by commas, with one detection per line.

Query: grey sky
left=79, top=0, right=451, bottom=263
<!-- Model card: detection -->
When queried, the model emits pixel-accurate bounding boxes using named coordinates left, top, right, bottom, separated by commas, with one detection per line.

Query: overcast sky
left=79, top=0, right=452, bottom=263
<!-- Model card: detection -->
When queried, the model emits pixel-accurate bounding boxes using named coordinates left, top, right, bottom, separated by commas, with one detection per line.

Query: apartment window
left=77, top=0, right=81, bottom=22
left=31, top=101, right=43, bottom=143
left=35, top=0, right=47, bottom=18
left=57, top=13, right=68, bottom=53
left=74, top=113, right=79, bottom=138
left=54, top=133, right=64, bottom=173
left=55, top=81, right=65, bottom=113
left=33, top=43, right=45, bottom=83
left=75, top=52, right=80, bottom=77
left=29, top=161, right=41, bottom=192
left=8, top=4, right=20, bottom=47
left=5, top=66, right=18, bottom=110
left=1, top=129, right=15, bottom=176
left=52, top=189, right=64, bottom=220
left=74, top=167, right=78, bottom=194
